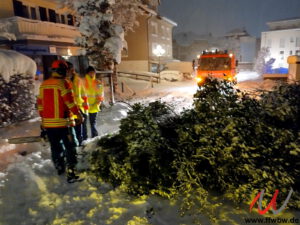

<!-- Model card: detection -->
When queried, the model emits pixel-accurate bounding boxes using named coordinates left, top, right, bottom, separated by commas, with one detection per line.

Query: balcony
left=0, top=16, right=80, bottom=44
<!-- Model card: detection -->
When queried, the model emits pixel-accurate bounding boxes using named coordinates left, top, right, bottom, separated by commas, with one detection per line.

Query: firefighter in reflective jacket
left=82, top=66, right=104, bottom=140
left=66, top=62, right=88, bottom=145
left=37, top=60, right=83, bottom=183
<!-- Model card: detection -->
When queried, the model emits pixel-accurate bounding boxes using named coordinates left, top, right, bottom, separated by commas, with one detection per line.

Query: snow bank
left=236, top=71, right=261, bottom=82
left=0, top=149, right=213, bottom=224
left=0, top=49, right=36, bottom=83
left=160, top=70, right=183, bottom=81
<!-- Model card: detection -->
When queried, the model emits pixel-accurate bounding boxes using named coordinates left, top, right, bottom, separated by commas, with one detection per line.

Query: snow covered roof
left=161, top=16, right=177, bottom=27
left=225, top=28, right=249, bottom=37
left=139, top=3, right=177, bottom=27
left=266, top=17, right=300, bottom=30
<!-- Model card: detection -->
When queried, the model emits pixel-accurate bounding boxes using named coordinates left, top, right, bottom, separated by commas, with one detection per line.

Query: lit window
left=152, top=43, right=156, bottom=55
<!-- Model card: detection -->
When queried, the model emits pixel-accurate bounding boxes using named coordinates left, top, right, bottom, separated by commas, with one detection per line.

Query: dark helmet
left=86, top=66, right=96, bottom=74
left=66, top=61, right=74, bottom=69
left=51, top=60, right=68, bottom=76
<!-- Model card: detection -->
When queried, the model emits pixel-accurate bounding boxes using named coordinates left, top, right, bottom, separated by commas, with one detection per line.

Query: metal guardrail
left=95, top=70, right=159, bottom=104
left=117, top=71, right=160, bottom=83
left=96, top=70, right=115, bottom=104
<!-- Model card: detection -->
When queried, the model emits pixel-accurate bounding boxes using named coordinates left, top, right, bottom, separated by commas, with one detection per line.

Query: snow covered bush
left=179, top=79, right=300, bottom=207
left=253, top=47, right=273, bottom=75
left=89, top=78, right=300, bottom=219
left=0, top=50, right=36, bottom=127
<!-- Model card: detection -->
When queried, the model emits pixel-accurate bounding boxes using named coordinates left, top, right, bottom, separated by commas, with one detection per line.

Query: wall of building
left=173, top=39, right=210, bottom=62
left=165, top=61, right=193, bottom=74
left=148, top=16, right=174, bottom=61
left=0, top=0, right=14, bottom=18
left=261, top=29, right=300, bottom=68
left=240, top=36, right=257, bottom=63
left=118, top=60, right=149, bottom=72
left=122, top=14, right=176, bottom=72
left=122, top=15, right=149, bottom=61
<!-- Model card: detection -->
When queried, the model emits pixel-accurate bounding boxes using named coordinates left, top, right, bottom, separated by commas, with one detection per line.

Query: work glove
left=75, top=113, right=84, bottom=125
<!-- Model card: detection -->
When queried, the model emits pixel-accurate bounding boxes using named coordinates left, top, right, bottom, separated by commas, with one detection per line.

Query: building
left=261, top=18, right=300, bottom=69
left=118, top=5, right=177, bottom=73
left=0, top=0, right=86, bottom=79
left=172, top=32, right=210, bottom=62
left=223, top=28, right=258, bottom=64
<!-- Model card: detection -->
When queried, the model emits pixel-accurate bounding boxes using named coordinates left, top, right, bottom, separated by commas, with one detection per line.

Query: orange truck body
left=196, top=52, right=237, bottom=82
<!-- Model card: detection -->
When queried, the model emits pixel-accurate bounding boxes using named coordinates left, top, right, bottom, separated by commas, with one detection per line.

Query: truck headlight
left=196, top=77, right=203, bottom=83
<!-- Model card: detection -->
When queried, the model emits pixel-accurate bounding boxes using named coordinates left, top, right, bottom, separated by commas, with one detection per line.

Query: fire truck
left=196, top=50, right=238, bottom=84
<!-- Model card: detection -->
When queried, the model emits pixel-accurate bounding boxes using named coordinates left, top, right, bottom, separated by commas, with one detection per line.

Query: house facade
left=118, top=7, right=177, bottom=73
left=261, top=18, right=300, bottom=69
left=173, top=39, right=210, bottom=62
left=0, top=0, right=87, bottom=79
left=223, top=28, right=258, bottom=64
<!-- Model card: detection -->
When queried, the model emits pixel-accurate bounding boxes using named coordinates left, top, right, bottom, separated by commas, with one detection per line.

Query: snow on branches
left=57, top=0, right=146, bottom=70
left=112, top=0, right=144, bottom=32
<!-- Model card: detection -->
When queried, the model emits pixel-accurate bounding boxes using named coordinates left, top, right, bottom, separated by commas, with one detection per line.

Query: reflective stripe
left=61, top=88, right=70, bottom=96
left=54, top=88, right=59, bottom=119
left=42, top=118, right=69, bottom=128
left=67, top=102, right=76, bottom=109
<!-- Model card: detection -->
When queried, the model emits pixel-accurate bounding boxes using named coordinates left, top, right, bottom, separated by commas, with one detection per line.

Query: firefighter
left=37, top=60, right=83, bottom=183
left=82, top=66, right=104, bottom=140
left=66, top=62, right=88, bottom=146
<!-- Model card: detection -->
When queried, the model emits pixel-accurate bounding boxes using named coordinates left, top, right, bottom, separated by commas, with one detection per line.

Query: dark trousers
left=82, top=112, right=98, bottom=139
left=74, top=123, right=83, bottom=145
left=46, top=127, right=78, bottom=170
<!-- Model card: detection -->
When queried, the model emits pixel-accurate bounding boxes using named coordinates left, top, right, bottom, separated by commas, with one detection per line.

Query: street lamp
left=153, top=45, right=166, bottom=82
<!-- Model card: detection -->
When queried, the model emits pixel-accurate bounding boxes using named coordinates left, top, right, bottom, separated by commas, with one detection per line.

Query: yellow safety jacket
left=84, top=74, right=104, bottom=113
left=68, top=73, right=88, bottom=112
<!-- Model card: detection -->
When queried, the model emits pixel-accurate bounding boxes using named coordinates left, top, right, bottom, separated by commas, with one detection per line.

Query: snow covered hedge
left=89, top=78, right=300, bottom=219
left=0, top=50, right=37, bottom=127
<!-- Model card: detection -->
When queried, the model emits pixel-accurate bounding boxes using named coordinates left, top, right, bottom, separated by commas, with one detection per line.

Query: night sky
left=159, top=0, right=300, bottom=37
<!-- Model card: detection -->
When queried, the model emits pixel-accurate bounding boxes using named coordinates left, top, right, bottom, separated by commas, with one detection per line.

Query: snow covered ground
left=0, top=73, right=295, bottom=225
